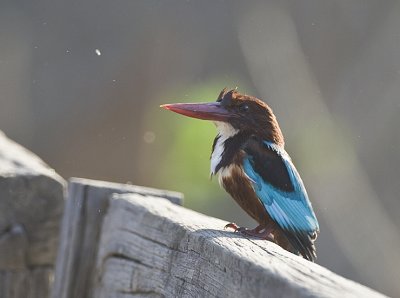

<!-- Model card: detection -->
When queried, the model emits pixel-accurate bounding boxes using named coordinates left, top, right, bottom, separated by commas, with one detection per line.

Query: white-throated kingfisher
left=161, top=88, right=319, bottom=261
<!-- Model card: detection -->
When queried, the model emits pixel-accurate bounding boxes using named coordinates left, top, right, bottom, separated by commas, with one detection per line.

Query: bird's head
left=161, top=88, right=284, bottom=146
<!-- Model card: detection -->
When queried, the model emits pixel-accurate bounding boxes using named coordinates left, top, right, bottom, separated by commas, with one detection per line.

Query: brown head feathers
left=216, top=88, right=285, bottom=147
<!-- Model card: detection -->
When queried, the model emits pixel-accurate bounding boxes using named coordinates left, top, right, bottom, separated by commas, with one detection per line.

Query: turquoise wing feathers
left=243, top=140, right=319, bottom=260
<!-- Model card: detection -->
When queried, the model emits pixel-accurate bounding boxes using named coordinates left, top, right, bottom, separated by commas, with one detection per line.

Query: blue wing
left=243, top=140, right=319, bottom=260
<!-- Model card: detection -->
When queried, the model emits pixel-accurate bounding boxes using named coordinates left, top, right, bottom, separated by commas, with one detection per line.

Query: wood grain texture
left=0, top=131, right=66, bottom=298
left=52, top=178, right=183, bottom=298
left=0, top=267, right=53, bottom=298
left=93, top=193, right=386, bottom=298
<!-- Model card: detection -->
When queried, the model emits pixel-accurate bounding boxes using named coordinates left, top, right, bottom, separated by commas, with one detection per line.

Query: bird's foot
left=224, top=223, right=274, bottom=241
left=224, top=222, right=241, bottom=231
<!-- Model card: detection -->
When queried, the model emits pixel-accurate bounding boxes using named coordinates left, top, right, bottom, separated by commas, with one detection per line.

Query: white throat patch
left=210, top=122, right=238, bottom=175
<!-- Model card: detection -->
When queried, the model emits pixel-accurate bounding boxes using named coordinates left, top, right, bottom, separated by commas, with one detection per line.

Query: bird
left=161, top=88, right=319, bottom=261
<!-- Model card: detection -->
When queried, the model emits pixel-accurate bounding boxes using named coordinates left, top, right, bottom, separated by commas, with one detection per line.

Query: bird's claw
left=224, top=223, right=249, bottom=233
left=224, top=222, right=240, bottom=231
left=224, top=223, right=274, bottom=241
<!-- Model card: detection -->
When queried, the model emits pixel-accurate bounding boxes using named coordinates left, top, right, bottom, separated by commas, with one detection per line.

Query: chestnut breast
left=218, top=161, right=273, bottom=226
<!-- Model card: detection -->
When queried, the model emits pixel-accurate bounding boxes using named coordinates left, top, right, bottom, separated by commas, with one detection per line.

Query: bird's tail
left=274, top=229, right=318, bottom=262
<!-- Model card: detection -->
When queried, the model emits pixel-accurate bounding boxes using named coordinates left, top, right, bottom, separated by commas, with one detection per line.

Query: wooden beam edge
left=94, top=193, right=386, bottom=298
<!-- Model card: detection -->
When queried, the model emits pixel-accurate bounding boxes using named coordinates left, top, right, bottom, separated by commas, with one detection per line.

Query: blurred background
left=1, top=0, right=399, bottom=296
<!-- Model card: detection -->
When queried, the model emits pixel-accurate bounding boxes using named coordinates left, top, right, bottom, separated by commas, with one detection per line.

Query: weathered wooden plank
left=0, top=224, right=27, bottom=270
left=0, top=131, right=66, bottom=298
left=0, top=267, right=53, bottom=298
left=93, top=193, right=386, bottom=298
left=52, top=178, right=183, bottom=298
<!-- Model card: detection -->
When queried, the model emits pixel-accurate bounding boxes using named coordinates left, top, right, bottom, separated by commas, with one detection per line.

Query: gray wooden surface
left=92, top=193, right=385, bottom=298
left=52, top=177, right=385, bottom=298
left=0, top=131, right=65, bottom=298
left=52, top=178, right=183, bottom=298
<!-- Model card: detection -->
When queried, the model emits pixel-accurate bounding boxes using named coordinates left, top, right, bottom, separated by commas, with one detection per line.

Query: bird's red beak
left=160, top=102, right=231, bottom=121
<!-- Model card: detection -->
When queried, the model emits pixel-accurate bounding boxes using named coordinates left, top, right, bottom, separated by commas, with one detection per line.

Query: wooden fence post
left=0, top=131, right=65, bottom=298
left=51, top=178, right=183, bottom=298
left=53, top=179, right=385, bottom=298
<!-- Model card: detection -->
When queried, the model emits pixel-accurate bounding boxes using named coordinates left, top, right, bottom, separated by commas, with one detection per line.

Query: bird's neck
left=210, top=120, right=285, bottom=175
left=210, top=122, right=245, bottom=175
left=258, top=112, right=285, bottom=147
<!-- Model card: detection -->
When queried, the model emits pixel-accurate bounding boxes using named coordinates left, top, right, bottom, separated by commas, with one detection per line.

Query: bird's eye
left=239, top=104, right=249, bottom=112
